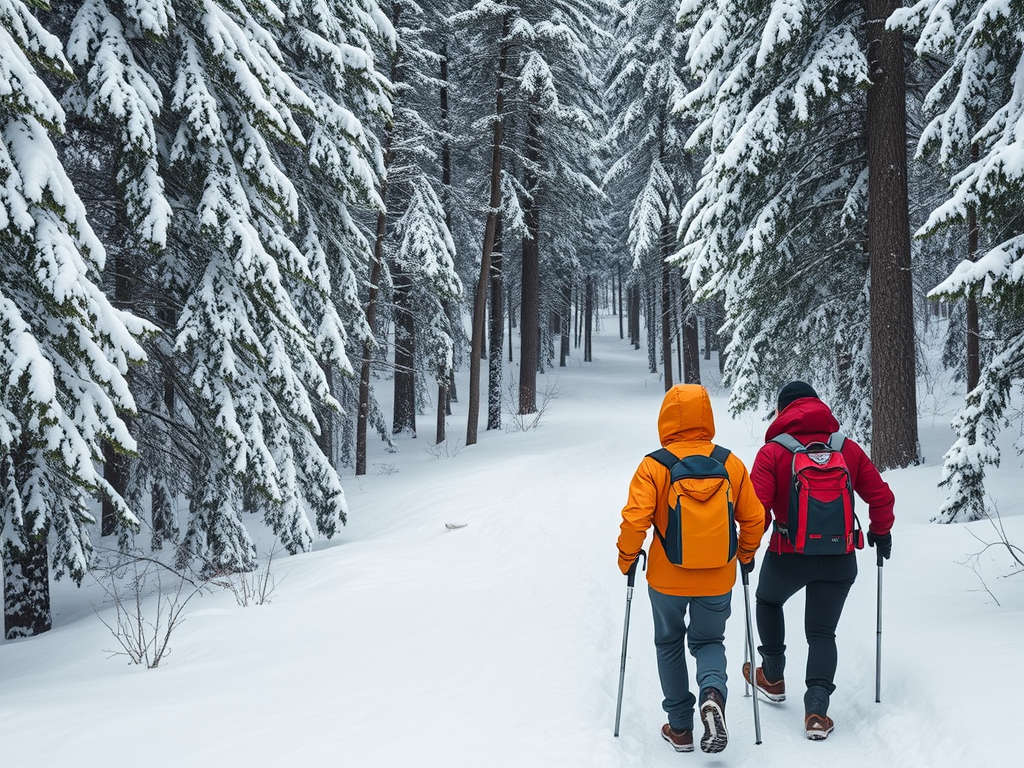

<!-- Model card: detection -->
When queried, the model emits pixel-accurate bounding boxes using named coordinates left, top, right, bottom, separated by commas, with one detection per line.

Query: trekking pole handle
left=876, top=548, right=884, bottom=568
left=626, top=549, right=647, bottom=588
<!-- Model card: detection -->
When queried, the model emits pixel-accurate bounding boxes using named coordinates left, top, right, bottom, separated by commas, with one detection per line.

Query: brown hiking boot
left=661, top=723, right=694, bottom=752
left=698, top=688, right=728, bottom=753
left=742, top=661, right=786, bottom=702
left=805, top=713, right=835, bottom=740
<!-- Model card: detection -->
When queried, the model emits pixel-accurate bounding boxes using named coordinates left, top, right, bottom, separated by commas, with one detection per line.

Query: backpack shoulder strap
left=710, top=444, right=731, bottom=465
left=828, top=432, right=847, bottom=451
left=646, top=448, right=678, bottom=470
left=770, top=433, right=805, bottom=453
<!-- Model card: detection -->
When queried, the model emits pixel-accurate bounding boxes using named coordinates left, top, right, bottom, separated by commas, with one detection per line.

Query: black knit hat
left=777, top=380, right=818, bottom=412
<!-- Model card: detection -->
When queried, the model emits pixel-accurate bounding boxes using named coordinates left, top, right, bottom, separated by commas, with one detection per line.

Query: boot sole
left=806, top=724, right=834, bottom=740
left=661, top=733, right=694, bottom=753
left=699, top=701, right=728, bottom=753
left=755, top=685, right=786, bottom=702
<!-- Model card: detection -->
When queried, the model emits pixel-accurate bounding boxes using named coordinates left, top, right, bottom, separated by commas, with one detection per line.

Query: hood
left=765, top=396, right=840, bottom=441
left=658, top=384, right=716, bottom=446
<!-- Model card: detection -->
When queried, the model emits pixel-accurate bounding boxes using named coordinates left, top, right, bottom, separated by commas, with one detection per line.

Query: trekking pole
left=741, top=567, right=762, bottom=745
left=614, top=549, right=646, bottom=737
left=743, top=626, right=751, bottom=697
left=875, top=548, right=884, bottom=703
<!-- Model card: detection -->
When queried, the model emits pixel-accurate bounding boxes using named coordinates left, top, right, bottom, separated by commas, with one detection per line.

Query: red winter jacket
left=751, top=397, right=895, bottom=554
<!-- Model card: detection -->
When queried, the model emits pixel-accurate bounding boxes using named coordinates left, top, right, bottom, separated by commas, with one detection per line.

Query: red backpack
left=771, top=433, right=864, bottom=555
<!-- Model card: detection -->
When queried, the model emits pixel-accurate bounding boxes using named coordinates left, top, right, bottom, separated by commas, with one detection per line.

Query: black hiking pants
left=754, top=551, right=857, bottom=695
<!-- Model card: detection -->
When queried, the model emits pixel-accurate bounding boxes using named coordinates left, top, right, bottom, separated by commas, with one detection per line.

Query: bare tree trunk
left=488, top=219, right=504, bottom=430
left=392, top=274, right=416, bottom=436
left=508, top=279, right=514, bottom=363
left=660, top=224, right=674, bottom=391
left=565, top=280, right=573, bottom=366
left=646, top=276, right=658, bottom=372
left=584, top=275, right=593, bottom=362
left=867, top=0, right=918, bottom=469
left=518, top=105, right=541, bottom=414
left=468, top=16, right=509, bottom=445
left=617, top=264, right=624, bottom=340
left=626, top=282, right=634, bottom=348
left=683, top=311, right=701, bottom=384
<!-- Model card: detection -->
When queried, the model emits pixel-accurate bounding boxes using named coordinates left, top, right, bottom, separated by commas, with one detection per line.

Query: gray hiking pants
left=648, top=587, right=732, bottom=731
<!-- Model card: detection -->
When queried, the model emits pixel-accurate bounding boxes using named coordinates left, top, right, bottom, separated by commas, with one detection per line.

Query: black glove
left=867, top=531, right=892, bottom=560
left=740, top=557, right=756, bottom=575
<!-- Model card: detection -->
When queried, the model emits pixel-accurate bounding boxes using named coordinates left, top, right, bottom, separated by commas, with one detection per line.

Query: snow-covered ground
left=2, top=318, right=1022, bottom=767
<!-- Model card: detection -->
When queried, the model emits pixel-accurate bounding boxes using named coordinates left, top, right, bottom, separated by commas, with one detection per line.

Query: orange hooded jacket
left=616, top=384, right=764, bottom=597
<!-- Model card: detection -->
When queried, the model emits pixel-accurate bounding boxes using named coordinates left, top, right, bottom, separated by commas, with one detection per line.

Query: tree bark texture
left=392, top=274, right=416, bottom=436
left=683, top=314, right=701, bottom=384
left=866, top=0, right=919, bottom=469
left=618, top=265, right=624, bottom=340
left=488, top=219, right=504, bottom=430
left=660, top=227, right=674, bottom=391
left=518, top=106, right=541, bottom=415
left=584, top=275, right=593, bottom=363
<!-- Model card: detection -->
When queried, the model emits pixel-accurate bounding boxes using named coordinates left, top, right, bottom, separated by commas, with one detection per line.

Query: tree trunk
left=626, top=282, right=634, bottom=348
left=617, top=264, right=624, bottom=339
left=646, top=279, right=658, bottom=372
left=357, top=208, right=386, bottom=474
left=584, top=274, right=593, bottom=362
left=560, top=279, right=571, bottom=366
left=660, top=230, right=674, bottom=391
left=508, top=278, right=514, bottom=363
left=468, top=15, right=508, bottom=445
left=866, top=0, right=918, bottom=469
left=392, top=274, right=416, bottom=436
left=518, top=105, right=541, bottom=415
left=488, top=218, right=504, bottom=430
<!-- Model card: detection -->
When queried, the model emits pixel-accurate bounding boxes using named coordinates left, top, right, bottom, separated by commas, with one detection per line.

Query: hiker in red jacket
left=745, top=381, right=894, bottom=741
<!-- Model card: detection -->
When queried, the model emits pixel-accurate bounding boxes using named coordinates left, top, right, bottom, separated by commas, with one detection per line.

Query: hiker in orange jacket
left=617, top=384, right=763, bottom=754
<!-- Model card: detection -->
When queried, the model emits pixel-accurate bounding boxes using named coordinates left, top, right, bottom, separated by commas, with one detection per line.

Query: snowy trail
left=1, top=321, right=1021, bottom=767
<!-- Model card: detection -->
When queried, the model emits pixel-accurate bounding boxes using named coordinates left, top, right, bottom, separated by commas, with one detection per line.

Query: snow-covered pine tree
left=673, top=0, right=875, bottom=438
left=276, top=0, right=393, bottom=480
left=364, top=1, right=460, bottom=444
left=0, top=0, right=149, bottom=637
left=63, top=0, right=393, bottom=570
left=505, top=1, right=609, bottom=413
left=893, top=0, right=1024, bottom=522
left=605, top=1, right=700, bottom=389
left=58, top=0, right=175, bottom=545
left=392, top=179, right=462, bottom=414
left=381, top=2, right=463, bottom=440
